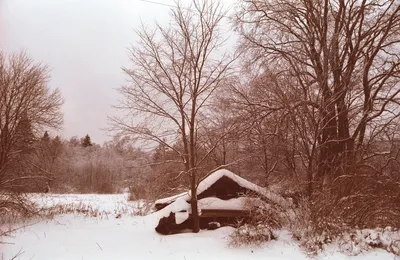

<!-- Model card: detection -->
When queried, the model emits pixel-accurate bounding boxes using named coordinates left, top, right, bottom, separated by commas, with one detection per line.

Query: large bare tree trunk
left=190, top=170, right=200, bottom=232
left=236, top=0, right=400, bottom=197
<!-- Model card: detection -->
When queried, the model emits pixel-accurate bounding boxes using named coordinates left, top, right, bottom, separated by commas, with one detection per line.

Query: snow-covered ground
left=0, top=194, right=397, bottom=260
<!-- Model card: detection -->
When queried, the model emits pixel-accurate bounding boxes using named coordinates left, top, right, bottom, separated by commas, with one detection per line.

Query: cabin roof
left=154, top=169, right=290, bottom=209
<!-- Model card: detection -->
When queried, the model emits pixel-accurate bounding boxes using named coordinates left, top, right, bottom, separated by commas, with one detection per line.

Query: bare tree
left=111, top=0, right=235, bottom=232
left=236, top=0, right=400, bottom=195
left=221, top=71, right=316, bottom=196
left=0, top=51, right=62, bottom=216
left=0, top=51, right=63, bottom=192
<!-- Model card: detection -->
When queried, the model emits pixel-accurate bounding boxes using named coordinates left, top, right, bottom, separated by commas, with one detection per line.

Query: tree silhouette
left=81, top=134, right=93, bottom=148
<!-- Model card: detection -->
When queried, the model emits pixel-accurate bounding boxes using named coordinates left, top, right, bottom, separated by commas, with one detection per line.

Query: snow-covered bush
left=296, top=227, right=400, bottom=256
left=338, top=228, right=400, bottom=256
left=229, top=223, right=276, bottom=247
left=290, top=198, right=400, bottom=256
left=289, top=198, right=350, bottom=255
left=247, top=196, right=287, bottom=228
left=228, top=197, right=283, bottom=246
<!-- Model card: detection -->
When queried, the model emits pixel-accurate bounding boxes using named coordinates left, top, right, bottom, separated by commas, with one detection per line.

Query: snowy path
left=0, top=194, right=396, bottom=260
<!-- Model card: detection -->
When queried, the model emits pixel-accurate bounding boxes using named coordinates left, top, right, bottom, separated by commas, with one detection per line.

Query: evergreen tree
left=38, top=131, right=51, bottom=162
left=41, top=131, right=50, bottom=142
left=81, top=134, right=93, bottom=147
left=50, top=136, right=63, bottom=161
left=14, top=112, right=35, bottom=154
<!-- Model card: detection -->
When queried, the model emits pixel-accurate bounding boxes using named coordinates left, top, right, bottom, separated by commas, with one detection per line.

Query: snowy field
left=28, top=193, right=140, bottom=216
left=0, top=194, right=398, bottom=260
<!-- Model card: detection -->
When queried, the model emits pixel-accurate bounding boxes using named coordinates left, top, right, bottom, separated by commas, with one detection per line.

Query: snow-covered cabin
left=155, top=169, right=289, bottom=211
left=154, top=169, right=290, bottom=234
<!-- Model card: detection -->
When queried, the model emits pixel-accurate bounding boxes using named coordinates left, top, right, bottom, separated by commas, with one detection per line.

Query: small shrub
left=0, top=192, right=37, bottom=225
left=132, top=200, right=154, bottom=216
left=338, top=228, right=400, bottom=256
left=228, top=197, right=284, bottom=247
left=289, top=198, right=350, bottom=255
left=246, top=197, right=287, bottom=229
left=290, top=199, right=400, bottom=256
left=229, top=223, right=276, bottom=247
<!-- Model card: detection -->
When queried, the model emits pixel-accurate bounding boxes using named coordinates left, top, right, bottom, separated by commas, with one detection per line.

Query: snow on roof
left=151, top=196, right=191, bottom=224
left=201, top=169, right=291, bottom=208
left=155, top=191, right=188, bottom=205
left=175, top=211, right=189, bottom=224
left=198, top=197, right=265, bottom=211
left=155, top=169, right=291, bottom=208
left=197, top=169, right=270, bottom=199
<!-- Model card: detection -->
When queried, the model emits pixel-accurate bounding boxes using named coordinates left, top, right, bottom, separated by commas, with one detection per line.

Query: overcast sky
left=0, top=0, right=236, bottom=144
